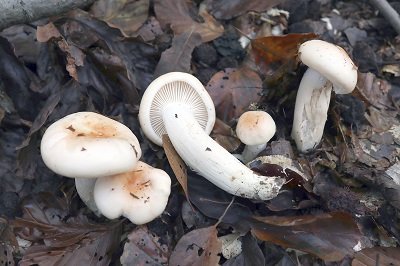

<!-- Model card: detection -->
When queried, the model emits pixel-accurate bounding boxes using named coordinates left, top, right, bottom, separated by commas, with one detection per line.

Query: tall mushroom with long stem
left=291, top=40, right=358, bottom=152
left=139, top=72, right=285, bottom=200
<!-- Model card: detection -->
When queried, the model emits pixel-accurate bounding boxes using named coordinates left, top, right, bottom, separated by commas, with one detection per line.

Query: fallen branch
left=369, top=0, right=400, bottom=35
left=0, top=0, right=95, bottom=31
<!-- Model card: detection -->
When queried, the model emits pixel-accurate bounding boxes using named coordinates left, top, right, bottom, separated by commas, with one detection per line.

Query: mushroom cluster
left=139, top=72, right=285, bottom=200
left=291, top=40, right=358, bottom=152
left=40, top=112, right=171, bottom=225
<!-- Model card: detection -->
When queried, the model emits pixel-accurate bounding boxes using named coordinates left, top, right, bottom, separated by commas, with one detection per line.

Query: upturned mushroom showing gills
left=41, top=112, right=142, bottom=178
left=236, top=110, right=276, bottom=163
left=139, top=72, right=285, bottom=200
left=291, top=40, right=358, bottom=152
left=94, top=161, right=171, bottom=225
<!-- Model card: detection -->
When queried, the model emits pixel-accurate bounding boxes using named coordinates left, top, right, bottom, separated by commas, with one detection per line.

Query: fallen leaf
left=162, top=135, right=191, bottom=207
left=211, top=118, right=241, bottom=152
left=90, top=0, right=150, bottom=37
left=120, top=226, right=169, bottom=265
left=36, top=23, right=61, bottom=42
left=206, top=68, right=262, bottom=122
left=136, top=16, right=163, bottom=42
left=169, top=225, right=221, bottom=266
left=208, top=0, right=284, bottom=20
left=0, top=218, right=17, bottom=266
left=356, top=72, right=393, bottom=109
left=352, top=247, right=400, bottom=266
left=252, top=212, right=362, bottom=262
left=251, top=33, right=317, bottom=74
left=154, top=30, right=202, bottom=78
left=13, top=193, right=121, bottom=266
left=224, top=233, right=264, bottom=266
left=154, top=0, right=224, bottom=42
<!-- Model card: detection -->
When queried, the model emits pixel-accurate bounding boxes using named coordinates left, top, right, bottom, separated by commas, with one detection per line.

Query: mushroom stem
left=241, top=144, right=266, bottom=163
left=75, top=177, right=101, bottom=216
left=162, top=104, right=284, bottom=200
left=291, top=68, right=333, bottom=152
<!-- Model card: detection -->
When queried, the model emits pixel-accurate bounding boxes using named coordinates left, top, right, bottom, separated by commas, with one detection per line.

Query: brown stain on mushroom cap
left=110, top=170, right=152, bottom=198
left=64, top=116, right=119, bottom=139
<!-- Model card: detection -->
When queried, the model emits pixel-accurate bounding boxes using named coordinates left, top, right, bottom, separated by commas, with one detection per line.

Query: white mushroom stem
left=291, top=68, right=332, bottom=152
left=75, top=177, right=101, bottom=216
left=241, top=144, right=266, bottom=163
left=162, top=104, right=284, bottom=200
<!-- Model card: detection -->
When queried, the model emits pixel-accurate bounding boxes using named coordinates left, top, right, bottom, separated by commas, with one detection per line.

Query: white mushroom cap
left=139, top=72, right=216, bottom=146
left=236, top=111, right=276, bottom=145
left=94, top=161, right=171, bottom=225
left=41, top=112, right=141, bottom=178
left=299, top=40, right=358, bottom=94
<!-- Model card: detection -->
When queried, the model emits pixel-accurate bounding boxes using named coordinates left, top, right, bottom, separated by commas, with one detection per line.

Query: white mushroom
left=236, top=111, right=276, bottom=163
left=291, top=40, right=357, bottom=152
left=139, top=72, right=285, bottom=200
left=41, top=111, right=142, bottom=178
left=94, top=161, right=171, bottom=225
left=219, top=233, right=242, bottom=259
left=40, top=112, right=142, bottom=213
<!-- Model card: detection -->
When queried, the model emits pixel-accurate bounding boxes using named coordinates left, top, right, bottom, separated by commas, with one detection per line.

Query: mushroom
left=41, top=111, right=142, bottom=178
left=40, top=112, right=142, bottom=213
left=94, top=161, right=171, bottom=225
left=236, top=110, right=276, bottom=163
left=291, top=40, right=357, bottom=152
left=139, top=72, right=285, bottom=200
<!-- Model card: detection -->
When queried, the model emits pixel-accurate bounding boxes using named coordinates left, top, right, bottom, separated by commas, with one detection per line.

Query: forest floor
left=0, top=0, right=400, bottom=265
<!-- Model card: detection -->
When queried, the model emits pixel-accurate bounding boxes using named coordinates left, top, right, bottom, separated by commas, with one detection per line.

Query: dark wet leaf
left=136, top=16, right=163, bottom=42
left=252, top=212, right=362, bottom=262
left=120, top=225, right=169, bottom=265
left=223, top=233, right=264, bottom=266
left=0, top=37, right=39, bottom=120
left=14, top=193, right=121, bottom=266
left=211, top=118, right=241, bottom=153
left=154, top=0, right=224, bottom=42
left=188, top=173, right=254, bottom=232
left=154, top=30, right=202, bottom=78
left=352, top=247, right=400, bottom=266
left=90, top=0, right=149, bottom=37
left=169, top=225, right=221, bottom=266
left=356, top=72, right=393, bottom=109
left=206, top=68, right=262, bottom=122
left=162, top=135, right=191, bottom=208
left=251, top=33, right=317, bottom=75
left=208, top=0, right=283, bottom=20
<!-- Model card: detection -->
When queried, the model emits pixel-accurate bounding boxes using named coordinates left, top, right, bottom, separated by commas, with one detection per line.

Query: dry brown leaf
left=252, top=212, right=362, bottom=262
left=162, top=134, right=191, bottom=207
left=169, top=225, right=221, bottom=266
left=352, top=247, right=400, bottom=266
left=154, top=0, right=223, bottom=42
left=206, top=68, right=262, bottom=122
left=208, top=0, right=284, bottom=20
left=154, top=30, right=202, bottom=78
left=90, top=0, right=149, bottom=37
left=211, top=118, right=241, bottom=152
left=120, top=226, right=169, bottom=265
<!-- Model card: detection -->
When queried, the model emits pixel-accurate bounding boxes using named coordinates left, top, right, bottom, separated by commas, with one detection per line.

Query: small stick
left=369, top=0, right=400, bottom=35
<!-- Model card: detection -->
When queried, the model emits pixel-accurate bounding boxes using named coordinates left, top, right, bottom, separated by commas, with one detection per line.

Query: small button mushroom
left=236, top=110, right=276, bottom=163
left=291, top=40, right=357, bottom=152
left=94, top=161, right=171, bottom=225
left=40, top=112, right=142, bottom=214
left=139, top=72, right=285, bottom=200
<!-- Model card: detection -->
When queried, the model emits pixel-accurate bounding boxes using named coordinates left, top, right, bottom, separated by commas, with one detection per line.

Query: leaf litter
left=0, top=0, right=400, bottom=265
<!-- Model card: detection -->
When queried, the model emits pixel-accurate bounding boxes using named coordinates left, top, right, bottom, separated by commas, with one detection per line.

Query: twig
left=0, top=0, right=95, bottom=31
left=369, top=0, right=400, bottom=35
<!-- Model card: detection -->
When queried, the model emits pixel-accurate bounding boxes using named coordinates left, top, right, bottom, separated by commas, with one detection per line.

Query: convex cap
left=41, top=112, right=141, bottom=178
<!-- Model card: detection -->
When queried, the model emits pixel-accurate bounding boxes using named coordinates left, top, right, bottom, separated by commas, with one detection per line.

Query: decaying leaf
left=251, top=33, right=317, bottom=74
left=13, top=193, right=121, bottom=266
left=211, top=118, right=241, bottom=152
left=162, top=135, right=190, bottom=207
left=208, top=0, right=284, bottom=20
left=90, top=0, right=150, bottom=37
left=154, top=0, right=224, bottom=42
left=0, top=218, right=17, bottom=266
left=352, top=247, right=400, bottom=266
left=252, top=212, right=362, bottom=262
left=154, top=30, right=202, bottom=78
left=356, top=72, right=393, bottom=109
left=120, top=226, right=169, bottom=265
left=169, top=225, right=221, bottom=266
left=206, top=68, right=262, bottom=122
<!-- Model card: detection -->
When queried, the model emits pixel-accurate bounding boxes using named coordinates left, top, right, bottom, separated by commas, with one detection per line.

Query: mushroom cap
left=94, top=161, right=171, bottom=225
left=139, top=72, right=216, bottom=146
left=236, top=111, right=276, bottom=146
left=40, top=112, right=141, bottom=178
left=299, top=40, right=357, bottom=94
